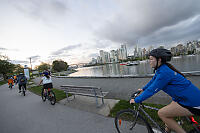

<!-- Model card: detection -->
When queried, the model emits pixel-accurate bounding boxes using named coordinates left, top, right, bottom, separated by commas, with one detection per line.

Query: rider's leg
left=23, top=84, right=27, bottom=90
left=18, top=84, right=22, bottom=92
left=165, top=124, right=171, bottom=133
left=158, top=101, right=193, bottom=133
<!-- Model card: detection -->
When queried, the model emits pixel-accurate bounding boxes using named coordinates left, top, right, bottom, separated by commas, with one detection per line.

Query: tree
left=0, top=59, right=15, bottom=79
left=13, top=64, right=24, bottom=74
left=52, top=60, right=68, bottom=72
left=36, top=62, right=51, bottom=72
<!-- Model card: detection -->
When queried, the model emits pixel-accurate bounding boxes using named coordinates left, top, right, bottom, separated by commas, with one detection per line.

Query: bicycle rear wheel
left=22, top=86, right=25, bottom=96
left=49, top=91, right=56, bottom=105
left=9, top=83, right=12, bottom=89
left=41, top=89, right=46, bottom=102
left=115, top=109, right=152, bottom=133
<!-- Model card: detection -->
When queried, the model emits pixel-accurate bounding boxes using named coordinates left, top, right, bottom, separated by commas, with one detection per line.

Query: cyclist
left=38, top=71, right=53, bottom=95
left=17, top=73, right=27, bottom=93
left=8, top=76, right=14, bottom=88
left=130, top=48, right=200, bottom=133
left=13, top=74, right=17, bottom=84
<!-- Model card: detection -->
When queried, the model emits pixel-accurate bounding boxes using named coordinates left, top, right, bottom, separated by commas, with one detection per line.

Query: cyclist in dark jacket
left=130, top=48, right=200, bottom=133
left=17, top=73, right=27, bottom=93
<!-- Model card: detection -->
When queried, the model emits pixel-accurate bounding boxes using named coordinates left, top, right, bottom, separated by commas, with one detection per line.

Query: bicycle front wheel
left=115, top=109, right=152, bottom=133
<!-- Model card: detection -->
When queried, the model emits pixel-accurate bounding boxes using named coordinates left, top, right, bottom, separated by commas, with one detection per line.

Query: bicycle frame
left=133, top=103, right=200, bottom=133
left=43, top=88, right=52, bottom=99
left=134, top=104, right=167, bottom=133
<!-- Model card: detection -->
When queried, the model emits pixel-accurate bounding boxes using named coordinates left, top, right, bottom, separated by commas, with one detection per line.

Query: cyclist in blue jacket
left=130, top=48, right=200, bottom=133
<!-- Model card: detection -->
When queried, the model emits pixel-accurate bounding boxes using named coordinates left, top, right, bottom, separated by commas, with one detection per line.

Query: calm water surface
left=69, top=55, right=200, bottom=77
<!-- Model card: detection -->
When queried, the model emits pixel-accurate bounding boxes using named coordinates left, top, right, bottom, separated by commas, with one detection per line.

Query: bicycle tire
left=41, top=90, right=46, bottom=102
left=49, top=91, right=56, bottom=105
left=22, top=86, right=25, bottom=96
left=115, top=109, right=152, bottom=133
left=9, top=83, right=12, bottom=89
left=188, top=128, right=200, bottom=133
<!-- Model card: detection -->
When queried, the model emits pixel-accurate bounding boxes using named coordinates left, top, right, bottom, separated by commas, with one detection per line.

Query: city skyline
left=1, top=0, right=200, bottom=68
left=90, top=40, right=200, bottom=65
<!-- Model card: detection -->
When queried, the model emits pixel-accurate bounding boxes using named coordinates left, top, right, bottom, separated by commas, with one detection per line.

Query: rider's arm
left=142, top=74, right=156, bottom=91
left=134, top=71, right=172, bottom=103
left=38, top=79, right=43, bottom=86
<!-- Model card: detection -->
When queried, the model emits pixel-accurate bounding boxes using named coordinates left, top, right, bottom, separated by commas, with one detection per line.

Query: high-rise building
left=121, top=44, right=127, bottom=60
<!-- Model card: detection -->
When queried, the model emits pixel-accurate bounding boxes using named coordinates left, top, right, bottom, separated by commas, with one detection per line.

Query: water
left=69, top=55, right=200, bottom=77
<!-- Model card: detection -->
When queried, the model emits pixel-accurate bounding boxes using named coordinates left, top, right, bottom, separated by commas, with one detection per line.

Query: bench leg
left=95, top=96, right=99, bottom=108
left=96, top=97, right=105, bottom=108
left=66, top=93, right=75, bottom=103
left=102, top=97, right=104, bottom=105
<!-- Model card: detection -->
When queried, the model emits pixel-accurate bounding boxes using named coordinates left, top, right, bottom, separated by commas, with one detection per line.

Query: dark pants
left=42, top=83, right=53, bottom=95
left=19, top=84, right=26, bottom=91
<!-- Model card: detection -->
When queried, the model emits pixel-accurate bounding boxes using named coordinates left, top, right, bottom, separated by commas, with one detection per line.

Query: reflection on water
left=69, top=55, right=200, bottom=76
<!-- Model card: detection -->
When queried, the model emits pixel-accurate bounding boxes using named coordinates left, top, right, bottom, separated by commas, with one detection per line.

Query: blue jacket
left=134, top=64, right=200, bottom=107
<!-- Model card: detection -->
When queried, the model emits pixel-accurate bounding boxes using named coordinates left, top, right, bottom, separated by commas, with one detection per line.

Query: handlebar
left=131, top=90, right=142, bottom=99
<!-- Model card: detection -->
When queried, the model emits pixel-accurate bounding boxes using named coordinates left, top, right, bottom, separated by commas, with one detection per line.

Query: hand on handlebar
left=137, top=88, right=143, bottom=92
left=130, top=89, right=143, bottom=104
left=130, top=99, right=135, bottom=104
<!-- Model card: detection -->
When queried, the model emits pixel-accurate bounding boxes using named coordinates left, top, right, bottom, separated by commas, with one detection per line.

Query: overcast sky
left=1, top=0, right=200, bottom=68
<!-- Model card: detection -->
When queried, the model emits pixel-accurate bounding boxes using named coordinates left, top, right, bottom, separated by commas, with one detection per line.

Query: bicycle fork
left=130, top=110, right=140, bottom=130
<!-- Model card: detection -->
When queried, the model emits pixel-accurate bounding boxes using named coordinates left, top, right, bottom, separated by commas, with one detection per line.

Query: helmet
left=43, top=72, right=49, bottom=76
left=149, top=48, right=172, bottom=62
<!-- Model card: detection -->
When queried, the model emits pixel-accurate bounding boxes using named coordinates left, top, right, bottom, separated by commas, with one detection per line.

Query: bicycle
left=115, top=91, right=200, bottom=133
left=8, top=83, right=13, bottom=89
left=41, top=87, right=56, bottom=105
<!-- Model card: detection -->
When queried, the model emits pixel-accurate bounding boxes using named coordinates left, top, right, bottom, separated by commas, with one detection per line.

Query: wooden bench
left=60, top=85, right=109, bottom=107
left=61, top=85, right=108, bottom=107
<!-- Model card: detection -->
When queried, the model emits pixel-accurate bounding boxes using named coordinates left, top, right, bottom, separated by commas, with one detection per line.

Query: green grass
left=27, top=85, right=67, bottom=102
left=109, top=100, right=200, bottom=131
left=0, top=80, right=7, bottom=86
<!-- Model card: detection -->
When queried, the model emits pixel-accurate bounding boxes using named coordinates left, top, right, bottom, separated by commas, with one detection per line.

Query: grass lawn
left=0, top=80, right=7, bottom=86
left=27, top=85, right=67, bottom=102
left=109, top=100, right=200, bottom=132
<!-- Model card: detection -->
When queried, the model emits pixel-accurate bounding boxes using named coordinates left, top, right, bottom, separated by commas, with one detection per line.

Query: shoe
left=19, top=90, right=21, bottom=93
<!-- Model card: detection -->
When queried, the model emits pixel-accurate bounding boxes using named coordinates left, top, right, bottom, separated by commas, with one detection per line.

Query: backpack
left=20, top=76, right=26, bottom=83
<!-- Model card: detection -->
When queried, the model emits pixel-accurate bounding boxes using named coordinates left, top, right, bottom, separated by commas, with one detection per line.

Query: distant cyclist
left=17, top=73, right=27, bottom=93
left=38, top=71, right=53, bottom=94
left=130, top=48, right=200, bottom=133
left=13, top=74, right=17, bottom=84
left=8, top=76, right=14, bottom=88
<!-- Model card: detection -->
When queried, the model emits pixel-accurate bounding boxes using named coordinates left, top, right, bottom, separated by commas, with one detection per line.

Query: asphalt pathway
left=0, top=84, right=116, bottom=133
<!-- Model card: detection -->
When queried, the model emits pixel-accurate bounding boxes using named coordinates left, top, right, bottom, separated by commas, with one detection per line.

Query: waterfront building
left=100, top=50, right=106, bottom=63
left=97, top=56, right=101, bottom=64
left=176, top=44, right=185, bottom=55
left=91, top=58, right=97, bottom=65
left=121, top=44, right=127, bottom=60
left=110, top=50, right=118, bottom=63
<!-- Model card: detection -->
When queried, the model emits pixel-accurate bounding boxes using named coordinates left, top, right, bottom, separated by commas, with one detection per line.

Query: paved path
left=0, top=84, right=116, bottom=133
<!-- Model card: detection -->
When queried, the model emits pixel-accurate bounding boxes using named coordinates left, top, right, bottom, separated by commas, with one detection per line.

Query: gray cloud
left=95, top=0, right=200, bottom=47
left=51, top=44, right=82, bottom=55
left=12, top=0, right=68, bottom=23
left=11, top=60, right=29, bottom=64
left=88, top=53, right=98, bottom=58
